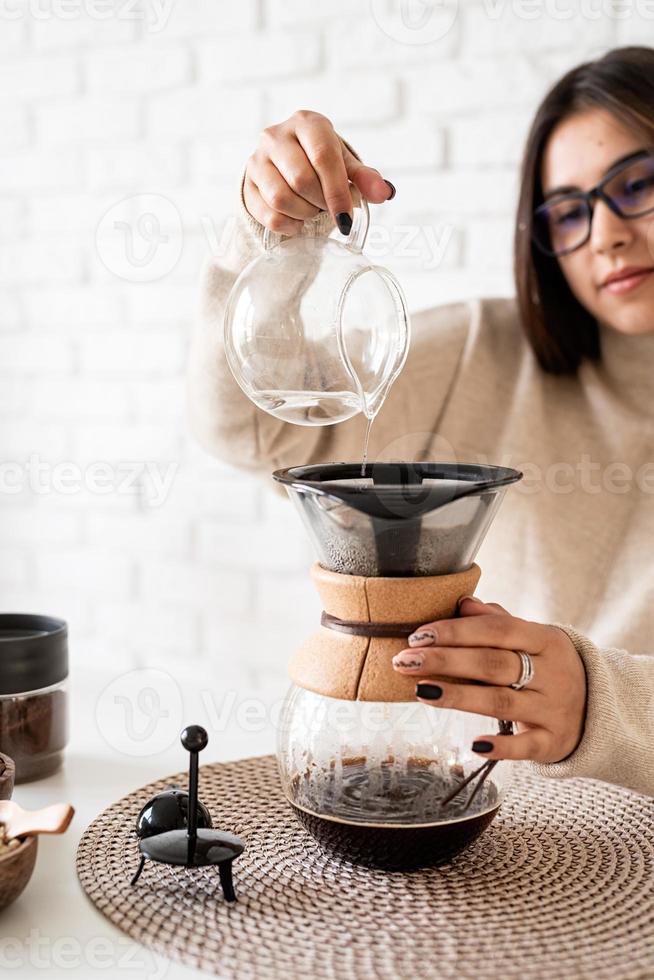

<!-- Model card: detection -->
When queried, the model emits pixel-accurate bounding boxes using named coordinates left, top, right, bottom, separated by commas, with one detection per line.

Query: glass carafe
left=277, top=688, right=513, bottom=871
left=223, top=197, right=410, bottom=425
left=273, top=462, right=523, bottom=871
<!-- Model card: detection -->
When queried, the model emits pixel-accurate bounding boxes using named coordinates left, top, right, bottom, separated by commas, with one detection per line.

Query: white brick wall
left=0, top=0, right=649, bottom=685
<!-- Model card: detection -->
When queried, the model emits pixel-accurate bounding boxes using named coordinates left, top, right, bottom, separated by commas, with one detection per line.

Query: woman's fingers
left=409, top=611, right=550, bottom=657
left=458, top=597, right=509, bottom=617
left=245, top=110, right=395, bottom=233
left=341, top=141, right=394, bottom=204
left=242, top=175, right=304, bottom=236
left=416, top=678, right=544, bottom=725
left=294, top=114, right=353, bottom=220
left=408, top=599, right=510, bottom=646
left=268, top=138, right=328, bottom=211
left=470, top=729, right=555, bottom=763
left=393, top=644, right=531, bottom=689
left=248, top=154, right=323, bottom=220
left=398, top=599, right=586, bottom=766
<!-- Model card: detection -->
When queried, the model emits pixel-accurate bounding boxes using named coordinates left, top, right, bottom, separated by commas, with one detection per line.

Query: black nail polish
left=336, top=212, right=352, bottom=235
left=472, top=740, right=494, bottom=754
left=384, top=179, right=396, bottom=200
left=416, top=683, right=442, bottom=700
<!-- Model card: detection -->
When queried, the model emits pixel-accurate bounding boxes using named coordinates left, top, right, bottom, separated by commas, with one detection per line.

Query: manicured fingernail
left=384, top=179, right=396, bottom=200
left=472, top=740, right=494, bottom=754
left=336, top=212, right=352, bottom=235
left=416, top=683, right=442, bottom=700
left=408, top=629, right=437, bottom=647
left=392, top=651, right=424, bottom=670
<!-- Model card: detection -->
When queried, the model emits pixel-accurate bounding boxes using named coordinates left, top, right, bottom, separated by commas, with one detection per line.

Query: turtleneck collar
left=591, top=320, right=654, bottom=414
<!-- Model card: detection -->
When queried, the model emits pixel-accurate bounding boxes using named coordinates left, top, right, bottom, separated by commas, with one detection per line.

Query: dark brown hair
left=514, top=46, right=654, bottom=374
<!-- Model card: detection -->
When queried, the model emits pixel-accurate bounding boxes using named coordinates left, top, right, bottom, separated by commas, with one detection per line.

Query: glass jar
left=0, top=614, right=69, bottom=783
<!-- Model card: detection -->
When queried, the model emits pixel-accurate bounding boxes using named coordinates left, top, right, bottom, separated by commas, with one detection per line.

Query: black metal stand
left=129, top=726, right=245, bottom=903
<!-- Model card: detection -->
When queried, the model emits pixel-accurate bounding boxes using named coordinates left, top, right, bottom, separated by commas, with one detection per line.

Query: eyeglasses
left=531, top=150, right=654, bottom=257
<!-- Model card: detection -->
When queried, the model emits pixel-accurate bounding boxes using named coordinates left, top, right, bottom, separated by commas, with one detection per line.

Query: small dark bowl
left=0, top=753, right=15, bottom=801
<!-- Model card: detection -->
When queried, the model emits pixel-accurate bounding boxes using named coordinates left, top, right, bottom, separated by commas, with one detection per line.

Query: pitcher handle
left=334, top=261, right=411, bottom=420
left=262, top=187, right=370, bottom=253
left=373, top=265, right=411, bottom=377
left=361, top=265, right=411, bottom=418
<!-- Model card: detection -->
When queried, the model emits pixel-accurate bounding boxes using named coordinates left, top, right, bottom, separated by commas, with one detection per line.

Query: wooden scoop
left=0, top=800, right=74, bottom=842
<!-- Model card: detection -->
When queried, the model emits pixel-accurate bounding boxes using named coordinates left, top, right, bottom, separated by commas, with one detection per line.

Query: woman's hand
left=244, top=109, right=394, bottom=236
left=392, top=597, right=587, bottom=764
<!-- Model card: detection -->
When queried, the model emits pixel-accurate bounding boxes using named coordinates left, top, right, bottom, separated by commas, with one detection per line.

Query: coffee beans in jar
left=0, top=615, right=68, bottom=783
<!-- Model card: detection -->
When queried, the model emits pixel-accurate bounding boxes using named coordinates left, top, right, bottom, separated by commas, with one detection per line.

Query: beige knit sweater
left=188, top=178, right=654, bottom=798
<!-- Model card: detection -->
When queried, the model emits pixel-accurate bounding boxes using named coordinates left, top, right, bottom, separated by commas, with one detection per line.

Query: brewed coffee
left=289, top=756, right=500, bottom=871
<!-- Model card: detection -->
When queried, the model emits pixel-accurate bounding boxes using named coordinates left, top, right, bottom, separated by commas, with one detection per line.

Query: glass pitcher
left=223, top=196, right=410, bottom=426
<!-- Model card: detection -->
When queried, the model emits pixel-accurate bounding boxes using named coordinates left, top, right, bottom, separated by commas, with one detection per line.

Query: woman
left=188, top=46, right=654, bottom=796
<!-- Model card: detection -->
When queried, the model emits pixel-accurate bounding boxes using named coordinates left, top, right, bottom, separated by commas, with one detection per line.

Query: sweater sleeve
left=530, top=623, right=654, bottom=796
left=188, top=161, right=473, bottom=478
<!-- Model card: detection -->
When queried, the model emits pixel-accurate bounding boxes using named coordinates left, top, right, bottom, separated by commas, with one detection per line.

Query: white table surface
left=2, top=662, right=285, bottom=980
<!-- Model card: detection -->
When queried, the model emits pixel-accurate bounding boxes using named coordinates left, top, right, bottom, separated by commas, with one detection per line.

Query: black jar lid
left=0, top=614, right=68, bottom=696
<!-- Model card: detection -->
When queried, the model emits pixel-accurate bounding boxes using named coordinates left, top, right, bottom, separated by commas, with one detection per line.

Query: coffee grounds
left=319, top=520, right=477, bottom=577
left=0, top=689, right=67, bottom=783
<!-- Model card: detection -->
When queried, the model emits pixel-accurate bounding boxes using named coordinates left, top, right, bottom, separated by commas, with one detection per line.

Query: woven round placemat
left=76, top=754, right=654, bottom=980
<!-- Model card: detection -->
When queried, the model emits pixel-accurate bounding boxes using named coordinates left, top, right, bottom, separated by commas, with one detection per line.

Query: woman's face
left=541, top=108, right=654, bottom=336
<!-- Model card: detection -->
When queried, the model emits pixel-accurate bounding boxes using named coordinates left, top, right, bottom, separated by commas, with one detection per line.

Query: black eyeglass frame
left=531, top=149, right=654, bottom=258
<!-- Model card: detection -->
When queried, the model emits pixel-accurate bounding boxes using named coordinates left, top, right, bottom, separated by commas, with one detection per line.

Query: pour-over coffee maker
left=273, top=461, right=522, bottom=871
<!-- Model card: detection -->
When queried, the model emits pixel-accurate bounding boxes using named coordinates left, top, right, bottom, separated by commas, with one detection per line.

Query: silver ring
left=509, top=650, right=534, bottom=691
